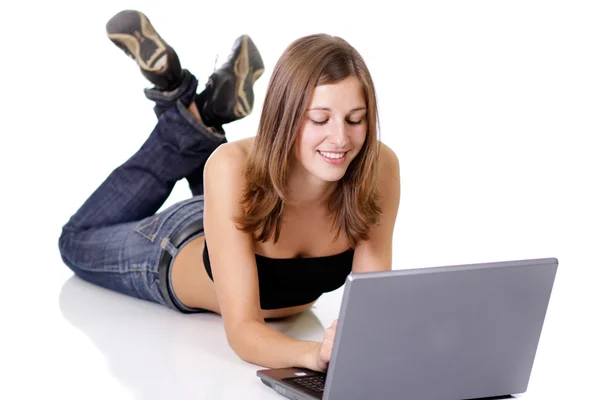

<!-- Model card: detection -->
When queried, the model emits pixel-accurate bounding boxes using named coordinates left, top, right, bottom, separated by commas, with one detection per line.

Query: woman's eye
left=310, top=118, right=363, bottom=126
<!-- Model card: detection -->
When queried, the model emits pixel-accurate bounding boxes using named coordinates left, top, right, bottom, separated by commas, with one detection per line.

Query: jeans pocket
left=134, top=215, right=162, bottom=242
left=133, top=197, right=205, bottom=243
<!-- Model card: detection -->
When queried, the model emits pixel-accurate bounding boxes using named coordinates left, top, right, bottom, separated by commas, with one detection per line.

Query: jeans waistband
left=158, top=219, right=206, bottom=313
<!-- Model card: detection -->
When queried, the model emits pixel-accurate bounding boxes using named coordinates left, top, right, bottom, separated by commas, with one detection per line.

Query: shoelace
left=213, top=54, right=219, bottom=72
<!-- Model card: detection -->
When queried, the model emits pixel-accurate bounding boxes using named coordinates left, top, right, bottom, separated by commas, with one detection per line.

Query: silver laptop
left=257, top=257, right=558, bottom=400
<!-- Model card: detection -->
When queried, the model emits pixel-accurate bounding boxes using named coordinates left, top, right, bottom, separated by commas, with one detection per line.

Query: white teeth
left=319, top=151, right=345, bottom=159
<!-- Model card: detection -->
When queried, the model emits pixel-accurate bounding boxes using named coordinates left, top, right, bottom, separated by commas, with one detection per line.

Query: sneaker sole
left=106, top=10, right=168, bottom=72
left=232, top=35, right=265, bottom=118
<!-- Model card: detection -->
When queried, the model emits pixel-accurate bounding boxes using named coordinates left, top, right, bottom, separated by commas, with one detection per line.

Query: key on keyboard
left=290, top=375, right=326, bottom=392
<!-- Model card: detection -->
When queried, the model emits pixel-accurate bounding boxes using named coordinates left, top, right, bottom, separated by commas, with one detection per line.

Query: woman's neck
left=285, top=166, right=338, bottom=209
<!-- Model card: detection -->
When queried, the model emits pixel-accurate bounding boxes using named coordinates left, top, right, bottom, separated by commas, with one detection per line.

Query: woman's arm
left=352, top=142, right=401, bottom=273
left=203, top=144, right=326, bottom=370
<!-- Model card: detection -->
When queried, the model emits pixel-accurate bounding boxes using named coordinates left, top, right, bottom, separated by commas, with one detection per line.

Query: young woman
left=59, top=10, right=400, bottom=373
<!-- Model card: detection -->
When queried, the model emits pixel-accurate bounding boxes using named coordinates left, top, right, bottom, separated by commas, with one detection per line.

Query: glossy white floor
left=2, top=1, right=599, bottom=399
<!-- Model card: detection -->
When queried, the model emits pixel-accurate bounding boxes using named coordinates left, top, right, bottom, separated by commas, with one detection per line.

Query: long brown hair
left=236, top=34, right=381, bottom=247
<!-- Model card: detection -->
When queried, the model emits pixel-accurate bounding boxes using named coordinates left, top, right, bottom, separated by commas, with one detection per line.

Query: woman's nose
left=328, top=121, right=350, bottom=147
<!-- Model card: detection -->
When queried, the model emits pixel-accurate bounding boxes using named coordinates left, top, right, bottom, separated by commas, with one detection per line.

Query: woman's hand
left=313, top=319, right=338, bottom=372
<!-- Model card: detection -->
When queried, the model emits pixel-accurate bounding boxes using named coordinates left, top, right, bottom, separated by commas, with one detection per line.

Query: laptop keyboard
left=289, top=375, right=326, bottom=393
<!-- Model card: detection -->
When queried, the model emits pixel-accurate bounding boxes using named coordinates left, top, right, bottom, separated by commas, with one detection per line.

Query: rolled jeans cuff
left=144, top=69, right=198, bottom=117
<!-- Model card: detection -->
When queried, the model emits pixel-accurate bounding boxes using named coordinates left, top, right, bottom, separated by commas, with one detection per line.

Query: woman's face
left=294, top=75, right=368, bottom=183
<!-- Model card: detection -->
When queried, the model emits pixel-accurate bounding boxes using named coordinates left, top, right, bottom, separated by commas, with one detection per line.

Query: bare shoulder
left=375, top=141, right=400, bottom=222
left=204, top=136, right=257, bottom=225
left=351, top=141, right=400, bottom=272
left=204, top=137, right=255, bottom=180
left=376, top=141, right=400, bottom=186
left=206, top=137, right=255, bottom=167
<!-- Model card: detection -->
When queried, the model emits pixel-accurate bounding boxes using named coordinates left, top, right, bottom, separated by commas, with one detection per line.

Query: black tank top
left=203, top=243, right=354, bottom=310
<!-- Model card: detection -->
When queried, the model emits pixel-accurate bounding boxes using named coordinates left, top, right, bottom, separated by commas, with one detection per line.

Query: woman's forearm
left=228, top=320, right=321, bottom=370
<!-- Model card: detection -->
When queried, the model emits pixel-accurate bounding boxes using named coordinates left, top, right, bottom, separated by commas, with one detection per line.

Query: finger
left=324, top=328, right=336, bottom=341
left=322, top=336, right=334, bottom=350
left=321, top=336, right=335, bottom=354
left=321, top=334, right=334, bottom=350
left=320, top=343, right=333, bottom=362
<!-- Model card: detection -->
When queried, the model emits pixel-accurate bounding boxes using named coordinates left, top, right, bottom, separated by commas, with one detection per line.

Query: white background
left=1, top=0, right=598, bottom=399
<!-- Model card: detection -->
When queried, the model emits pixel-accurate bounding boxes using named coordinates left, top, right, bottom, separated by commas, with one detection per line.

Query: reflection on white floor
left=48, top=259, right=599, bottom=400
left=58, top=275, right=340, bottom=400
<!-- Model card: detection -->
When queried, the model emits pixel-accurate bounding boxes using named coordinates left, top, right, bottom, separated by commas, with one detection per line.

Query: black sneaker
left=106, top=10, right=183, bottom=90
left=196, top=35, right=265, bottom=127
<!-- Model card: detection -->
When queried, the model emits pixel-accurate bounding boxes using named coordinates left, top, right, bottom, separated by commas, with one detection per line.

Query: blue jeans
left=59, top=70, right=224, bottom=313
